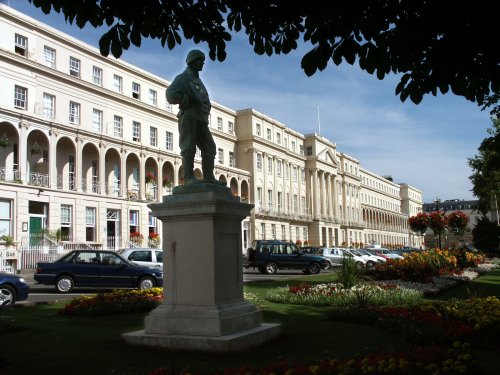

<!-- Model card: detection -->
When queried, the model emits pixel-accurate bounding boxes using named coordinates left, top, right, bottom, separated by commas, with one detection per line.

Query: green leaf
left=99, top=33, right=111, bottom=57
left=301, top=49, right=318, bottom=77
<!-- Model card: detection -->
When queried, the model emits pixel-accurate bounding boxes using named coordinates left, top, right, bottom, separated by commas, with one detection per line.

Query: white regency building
left=0, top=5, right=423, bottom=271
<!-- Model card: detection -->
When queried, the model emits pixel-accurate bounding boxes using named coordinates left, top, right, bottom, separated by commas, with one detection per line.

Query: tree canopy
left=28, top=0, right=499, bottom=113
left=468, top=118, right=500, bottom=214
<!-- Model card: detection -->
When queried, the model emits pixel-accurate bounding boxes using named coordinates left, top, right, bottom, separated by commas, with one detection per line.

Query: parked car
left=356, top=248, right=387, bottom=264
left=243, top=240, right=328, bottom=274
left=365, top=248, right=404, bottom=260
left=300, top=246, right=321, bottom=254
left=316, top=248, right=367, bottom=269
left=117, top=248, right=163, bottom=269
left=347, top=249, right=382, bottom=268
left=34, top=250, right=163, bottom=293
left=0, top=272, right=30, bottom=306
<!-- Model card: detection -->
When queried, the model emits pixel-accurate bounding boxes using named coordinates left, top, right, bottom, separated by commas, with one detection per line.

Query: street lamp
left=434, top=197, right=442, bottom=249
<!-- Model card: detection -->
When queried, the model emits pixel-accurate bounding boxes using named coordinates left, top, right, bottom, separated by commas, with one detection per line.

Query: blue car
left=0, top=272, right=30, bottom=306
left=34, top=250, right=163, bottom=293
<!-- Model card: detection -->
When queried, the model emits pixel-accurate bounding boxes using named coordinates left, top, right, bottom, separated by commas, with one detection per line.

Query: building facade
left=0, top=5, right=423, bottom=271
left=422, top=199, right=481, bottom=249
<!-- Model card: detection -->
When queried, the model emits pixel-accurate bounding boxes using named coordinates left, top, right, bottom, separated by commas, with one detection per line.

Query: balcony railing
left=28, top=172, right=49, bottom=187
left=0, top=167, right=20, bottom=182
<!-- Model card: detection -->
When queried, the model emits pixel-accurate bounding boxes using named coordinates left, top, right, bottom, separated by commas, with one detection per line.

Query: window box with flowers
left=148, top=233, right=161, bottom=248
left=127, top=190, right=139, bottom=200
left=130, top=231, right=144, bottom=245
left=145, top=173, right=156, bottom=184
left=0, top=134, right=11, bottom=149
left=295, top=239, right=302, bottom=247
left=162, top=176, right=172, bottom=189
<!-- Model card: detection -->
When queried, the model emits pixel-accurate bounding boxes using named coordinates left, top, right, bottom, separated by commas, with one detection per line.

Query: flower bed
left=266, top=282, right=423, bottom=307
left=149, top=341, right=479, bottom=374
left=59, top=288, right=163, bottom=316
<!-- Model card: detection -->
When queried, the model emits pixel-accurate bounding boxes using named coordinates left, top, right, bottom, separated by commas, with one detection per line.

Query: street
left=16, top=268, right=334, bottom=305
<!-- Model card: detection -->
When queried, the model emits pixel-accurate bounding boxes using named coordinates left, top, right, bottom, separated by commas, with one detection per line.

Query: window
left=281, top=225, right=286, bottom=240
left=165, top=131, right=173, bottom=150
left=301, top=169, right=305, bottom=183
left=149, top=89, right=157, bottom=105
left=292, top=166, right=297, bottom=182
left=44, top=46, right=56, bottom=68
left=217, top=117, right=223, bottom=131
left=228, top=121, right=234, bottom=134
left=129, top=210, right=139, bottom=233
left=306, top=146, right=313, bottom=156
left=69, top=101, right=80, bottom=124
left=277, top=192, right=282, bottom=211
left=256, top=123, right=261, bottom=136
left=256, top=153, right=262, bottom=170
left=293, top=195, right=298, bottom=212
left=277, top=160, right=282, bottom=177
left=113, top=74, right=122, bottom=93
left=260, top=223, right=265, bottom=239
left=148, top=212, right=157, bottom=234
left=229, top=151, right=235, bottom=167
left=150, top=126, right=157, bottom=146
left=86, top=207, right=96, bottom=242
left=92, top=66, right=103, bottom=86
left=291, top=141, right=296, bottom=152
left=301, top=197, right=306, bottom=213
left=68, top=155, right=75, bottom=190
left=114, top=115, right=123, bottom=137
left=300, top=145, right=304, bottom=155
left=257, top=187, right=263, bottom=207
left=165, top=102, right=173, bottom=112
left=303, top=227, right=307, bottom=241
left=43, top=93, right=55, bottom=119
left=132, top=121, right=141, bottom=142
left=0, top=200, right=12, bottom=237
left=267, top=157, right=272, bottom=174
left=61, top=205, right=72, bottom=238
left=267, top=189, right=273, bottom=209
left=276, top=133, right=281, bottom=144
left=271, top=224, right=276, bottom=239
left=93, top=109, right=102, bottom=132
left=14, top=34, right=27, bottom=56
left=266, top=128, right=272, bottom=140
left=132, top=82, right=140, bottom=99
left=218, top=148, right=224, bottom=164
left=14, top=85, right=27, bottom=109
left=69, top=57, right=80, bottom=77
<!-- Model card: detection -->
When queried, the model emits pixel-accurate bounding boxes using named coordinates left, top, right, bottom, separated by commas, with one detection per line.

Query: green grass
left=0, top=270, right=499, bottom=375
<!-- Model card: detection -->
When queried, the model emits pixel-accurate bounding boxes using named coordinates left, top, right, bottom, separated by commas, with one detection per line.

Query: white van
left=117, top=248, right=163, bottom=269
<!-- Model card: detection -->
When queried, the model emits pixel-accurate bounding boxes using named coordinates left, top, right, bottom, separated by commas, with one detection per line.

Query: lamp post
left=434, top=197, right=442, bottom=249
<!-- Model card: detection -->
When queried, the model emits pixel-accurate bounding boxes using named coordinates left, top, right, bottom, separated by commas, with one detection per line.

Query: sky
left=4, top=0, right=494, bottom=203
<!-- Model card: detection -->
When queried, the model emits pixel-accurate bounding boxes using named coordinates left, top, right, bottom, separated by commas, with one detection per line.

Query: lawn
left=0, top=270, right=499, bottom=375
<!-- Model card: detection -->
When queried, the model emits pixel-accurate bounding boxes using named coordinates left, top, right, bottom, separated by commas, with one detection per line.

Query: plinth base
left=122, top=323, right=281, bottom=353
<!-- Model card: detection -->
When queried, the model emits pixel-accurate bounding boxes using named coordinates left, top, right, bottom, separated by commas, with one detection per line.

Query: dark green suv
left=243, top=240, right=328, bottom=274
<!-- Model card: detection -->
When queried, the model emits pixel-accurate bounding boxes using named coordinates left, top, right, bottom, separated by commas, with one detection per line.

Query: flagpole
left=317, top=105, right=321, bottom=135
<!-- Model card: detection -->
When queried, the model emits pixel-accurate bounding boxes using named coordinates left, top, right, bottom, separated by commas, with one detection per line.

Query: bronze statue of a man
left=166, top=49, right=226, bottom=187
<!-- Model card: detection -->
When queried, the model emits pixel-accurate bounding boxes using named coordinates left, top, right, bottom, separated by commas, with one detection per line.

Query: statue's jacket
left=166, top=67, right=211, bottom=123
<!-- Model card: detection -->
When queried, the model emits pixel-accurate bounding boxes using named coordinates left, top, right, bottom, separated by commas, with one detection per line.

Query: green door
left=29, top=217, right=43, bottom=247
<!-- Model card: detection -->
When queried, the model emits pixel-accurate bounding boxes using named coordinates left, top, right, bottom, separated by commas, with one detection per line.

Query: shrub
left=59, top=288, right=163, bottom=316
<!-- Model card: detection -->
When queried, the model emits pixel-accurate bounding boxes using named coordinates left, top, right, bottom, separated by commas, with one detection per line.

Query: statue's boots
left=182, top=157, right=199, bottom=185
left=202, top=159, right=226, bottom=186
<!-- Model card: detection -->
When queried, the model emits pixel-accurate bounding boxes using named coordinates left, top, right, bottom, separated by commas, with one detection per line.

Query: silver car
left=117, top=248, right=163, bottom=269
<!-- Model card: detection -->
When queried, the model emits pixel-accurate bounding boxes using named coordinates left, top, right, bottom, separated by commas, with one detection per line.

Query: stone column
left=313, top=169, right=320, bottom=220
left=123, top=185, right=280, bottom=352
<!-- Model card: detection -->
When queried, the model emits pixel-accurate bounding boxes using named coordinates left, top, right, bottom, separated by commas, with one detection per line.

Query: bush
left=59, top=288, right=163, bottom=316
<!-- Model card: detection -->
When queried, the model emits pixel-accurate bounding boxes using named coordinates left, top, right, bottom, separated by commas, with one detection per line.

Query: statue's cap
left=186, top=49, right=205, bottom=65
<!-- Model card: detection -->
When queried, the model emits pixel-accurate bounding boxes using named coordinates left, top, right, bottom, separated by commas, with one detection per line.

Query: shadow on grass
left=428, top=268, right=500, bottom=300
left=1, top=269, right=498, bottom=375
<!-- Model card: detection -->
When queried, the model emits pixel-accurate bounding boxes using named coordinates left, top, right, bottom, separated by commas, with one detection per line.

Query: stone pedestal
left=123, top=185, right=280, bottom=352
